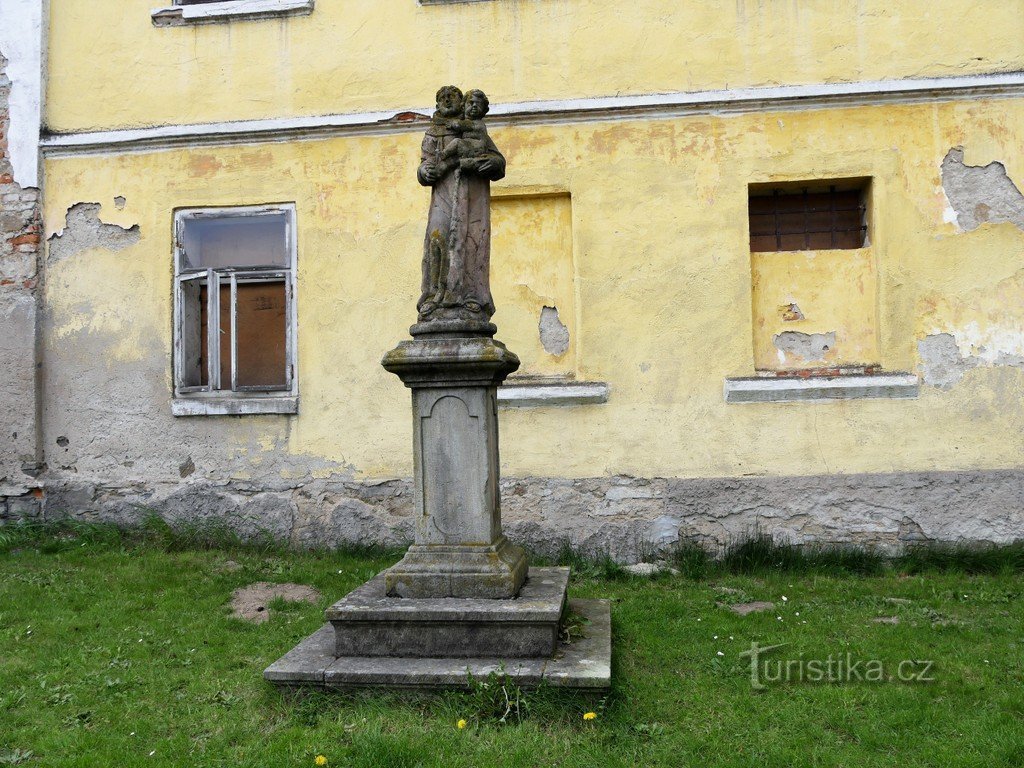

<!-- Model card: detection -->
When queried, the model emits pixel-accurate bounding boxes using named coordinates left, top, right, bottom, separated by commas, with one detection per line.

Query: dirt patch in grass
left=230, top=582, right=320, bottom=623
left=720, top=600, right=775, bottom=616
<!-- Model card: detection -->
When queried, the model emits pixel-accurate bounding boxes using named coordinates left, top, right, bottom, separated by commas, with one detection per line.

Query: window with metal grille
left=173, top=205, right=297, bottom=401
left=749, top=181, right=868, bottom=252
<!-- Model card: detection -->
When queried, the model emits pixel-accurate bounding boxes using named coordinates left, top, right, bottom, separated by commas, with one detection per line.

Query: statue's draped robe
left=417, top=123, right=506, bottom=319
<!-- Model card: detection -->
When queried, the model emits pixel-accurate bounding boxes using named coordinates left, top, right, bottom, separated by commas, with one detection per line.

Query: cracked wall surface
left=917, top=269, right=1024, bottom=388
left=773, top=331, right=836, bottom=364
left=47, top=203, right=141, bottom=264
left=538, top=306, right=570, bottom=356
left=0, top=44, right=42, bottom=516
left=29, top=83, right=1024, bottom=552
left=941, top=148, right=1024, bottom=232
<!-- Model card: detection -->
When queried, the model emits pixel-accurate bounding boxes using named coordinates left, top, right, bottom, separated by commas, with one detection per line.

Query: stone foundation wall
left=20, top=469, right=1024, bottom=561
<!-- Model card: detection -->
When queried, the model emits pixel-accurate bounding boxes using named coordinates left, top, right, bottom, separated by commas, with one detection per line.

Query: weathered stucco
left=0, top=43, right=42, bottom=508
left=941, top=148, right=1024, bottom=232
left=0, top=0, right=42, bottom=187
left=46, top=1, right=1024, bottom=132
left=18, top=5, right=1024, bottom=551
left=34, top=469, right=1024, bottom=561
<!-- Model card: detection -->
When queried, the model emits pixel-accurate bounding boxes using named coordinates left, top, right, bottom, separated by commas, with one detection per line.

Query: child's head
left=464, top=90, right=490, bottom=120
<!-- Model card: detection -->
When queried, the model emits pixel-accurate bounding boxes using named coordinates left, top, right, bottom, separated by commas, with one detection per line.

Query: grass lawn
left=1, top=528, right=1023, bottom=767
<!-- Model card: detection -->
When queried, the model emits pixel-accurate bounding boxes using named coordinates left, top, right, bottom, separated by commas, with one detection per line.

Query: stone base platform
left=331, top=566, right=567, bottom=658
left=265, top=597, right=610, bottom=690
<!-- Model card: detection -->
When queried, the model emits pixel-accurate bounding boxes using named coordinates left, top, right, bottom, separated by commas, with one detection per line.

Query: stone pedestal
left=381, top=327, right=527, bottom=599
left=264, top=322, right=611, bottom=690
left=263, top=325, right=612, bottom=690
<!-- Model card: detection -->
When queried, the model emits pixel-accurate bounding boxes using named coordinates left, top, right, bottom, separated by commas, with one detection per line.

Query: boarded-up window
left=174, top=207, right=295, bottom=397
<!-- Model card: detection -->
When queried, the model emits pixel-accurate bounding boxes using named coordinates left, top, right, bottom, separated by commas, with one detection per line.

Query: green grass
left=1, top=525, right=1023, bottom=767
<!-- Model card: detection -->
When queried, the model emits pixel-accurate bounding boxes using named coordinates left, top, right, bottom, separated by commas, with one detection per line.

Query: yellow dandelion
left=457, top=719, right=468, bottom=730
left=314, top=755, right=328, bottom=766
left=583, top=711, right=597, bottom=721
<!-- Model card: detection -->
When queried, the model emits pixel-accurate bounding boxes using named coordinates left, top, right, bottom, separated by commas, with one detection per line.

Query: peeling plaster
left=538, top=305, right=570, bottom=356
left=773, top=331, right=835, bottom=364
left=918, top=332, right=1024, bottom=389
left=941, top=148, right=1024, bottom=232
left=47, top=203, right=141, bottom=263
left=0, top=0, right=43, bottom=188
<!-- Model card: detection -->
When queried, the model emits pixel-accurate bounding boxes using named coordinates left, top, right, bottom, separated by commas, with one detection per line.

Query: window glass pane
left=199, top=281, right=231, bottom=389
left=179, top=277, right=204, bottom=388
left=182, top=212, right=289, bottom=270
left=234, top=280, right=288, bottom=389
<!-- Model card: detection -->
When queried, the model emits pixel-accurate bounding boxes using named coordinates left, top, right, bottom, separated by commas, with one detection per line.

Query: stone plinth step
left=328, top=567, right=568, bottom=659
left=265, top=598, right=611, bottom=691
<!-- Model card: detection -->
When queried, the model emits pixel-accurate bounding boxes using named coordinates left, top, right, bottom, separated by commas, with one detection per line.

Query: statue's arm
left=417, top=134, right=439, bottom=186
left=475, top=134, right=506, bottom=181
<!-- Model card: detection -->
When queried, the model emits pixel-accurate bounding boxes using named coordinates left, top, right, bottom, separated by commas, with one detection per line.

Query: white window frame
left=171, top=204, right=298, bottom=417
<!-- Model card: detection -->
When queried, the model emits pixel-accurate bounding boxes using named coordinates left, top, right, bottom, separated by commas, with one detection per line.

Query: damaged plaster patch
left=773, top=331, right=835, bottom=363
left=47, top=203, right=140, bottom=263
left=781, top=303, right=805, bottom=322
left=941, top=148, right=1024, bottom=231
left=918, top=332, right=1024, bottom=389
left=539, top=305, right=570, bottom=356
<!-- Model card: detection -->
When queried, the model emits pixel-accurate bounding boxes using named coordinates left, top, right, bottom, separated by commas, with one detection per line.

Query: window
left=749, top=182, right=868, bottom=252
left=172, top=205, right=297, bottom=416
left=746, top=179, right=879, bottom=374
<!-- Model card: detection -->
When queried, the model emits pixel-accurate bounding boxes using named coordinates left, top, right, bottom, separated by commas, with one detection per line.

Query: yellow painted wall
left=46, top=1, right=1024, bottom=132
left=492, top=193, right=576, bottom=378
left=41, top=97, right=1024, bottom=482
left=751, top=248, right=879, bottom=370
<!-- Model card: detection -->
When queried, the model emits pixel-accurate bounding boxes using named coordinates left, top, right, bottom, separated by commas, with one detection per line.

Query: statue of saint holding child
left=416, top=86, right=506, bottom=325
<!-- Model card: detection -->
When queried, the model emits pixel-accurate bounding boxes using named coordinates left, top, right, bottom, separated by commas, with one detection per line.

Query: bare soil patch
left=230, top=582, right=320, bottom=623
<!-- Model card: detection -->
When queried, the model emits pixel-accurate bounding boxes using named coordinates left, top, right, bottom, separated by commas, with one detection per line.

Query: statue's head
left=435, top=86, right=464, bottom=119
left=464, top=90, right=490, bottom=120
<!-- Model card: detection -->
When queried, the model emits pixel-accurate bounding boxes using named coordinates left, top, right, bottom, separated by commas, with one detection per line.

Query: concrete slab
left=264, top=598, right=611, bottom=691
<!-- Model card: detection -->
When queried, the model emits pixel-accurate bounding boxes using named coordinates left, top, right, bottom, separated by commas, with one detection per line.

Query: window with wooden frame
left=173, top=205, right=297, bottom=414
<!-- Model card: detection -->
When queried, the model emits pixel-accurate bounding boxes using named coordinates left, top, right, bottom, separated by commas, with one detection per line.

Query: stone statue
left=416, top=86, right=506, bottom=325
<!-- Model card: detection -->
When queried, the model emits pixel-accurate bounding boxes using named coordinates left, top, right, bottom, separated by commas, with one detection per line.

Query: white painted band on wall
left=40, top=71, right=1024, bottom=158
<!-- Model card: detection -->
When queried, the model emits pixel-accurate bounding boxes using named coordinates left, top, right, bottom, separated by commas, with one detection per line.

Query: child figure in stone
left=437, top=89, right=494, bottom=178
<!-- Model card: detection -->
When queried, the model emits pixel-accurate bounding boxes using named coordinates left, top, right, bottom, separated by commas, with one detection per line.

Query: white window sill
left=724, top=373, right=919, bottom=403
left=498, top=379, right=610, bottom=407
left=172, top=396, right=298, bottom=416
left=152, top=0, right=313, bottom=26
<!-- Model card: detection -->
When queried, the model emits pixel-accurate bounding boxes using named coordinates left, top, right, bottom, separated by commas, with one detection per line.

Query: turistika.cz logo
left=738, top=641, right=936, bottom=690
